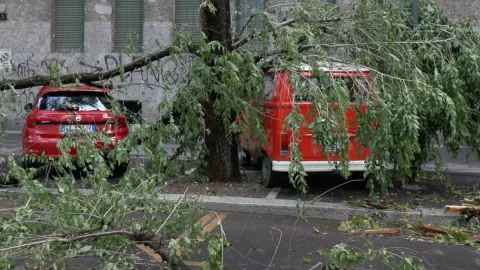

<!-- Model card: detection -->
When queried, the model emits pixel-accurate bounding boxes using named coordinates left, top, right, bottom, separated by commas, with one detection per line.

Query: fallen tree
left=2, top=0, right=480, bottom=268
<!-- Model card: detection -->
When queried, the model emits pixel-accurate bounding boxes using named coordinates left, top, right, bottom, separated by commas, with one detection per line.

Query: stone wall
left=434, top=0, right=480, bottom=21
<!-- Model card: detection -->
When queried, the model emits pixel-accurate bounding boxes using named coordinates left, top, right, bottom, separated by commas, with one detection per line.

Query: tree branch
left=1, top=226, right=190, bottom=270
left=232, top=30, right=258, bottom=50
left=235, top=13, right=257, bottom=41
left=278, top=16, right=347, bottom=28
left=0, top=47, right=175, bottom=91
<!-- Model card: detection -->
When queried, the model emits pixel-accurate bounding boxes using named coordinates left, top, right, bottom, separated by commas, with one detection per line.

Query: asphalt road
left=2, top=205, right=479, bottom=270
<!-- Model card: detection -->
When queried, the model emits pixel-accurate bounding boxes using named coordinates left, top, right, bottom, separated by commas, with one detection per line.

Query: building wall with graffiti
left=0, top=0, right=478, bottom=131
left=0, top=0, right=180, bottom=130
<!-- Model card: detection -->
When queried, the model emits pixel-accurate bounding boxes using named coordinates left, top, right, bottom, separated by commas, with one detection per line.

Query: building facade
left=0, top=0, right=478, bottom=130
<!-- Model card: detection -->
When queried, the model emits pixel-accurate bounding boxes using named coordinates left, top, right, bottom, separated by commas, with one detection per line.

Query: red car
left=21, top=85, right=129, bottom=169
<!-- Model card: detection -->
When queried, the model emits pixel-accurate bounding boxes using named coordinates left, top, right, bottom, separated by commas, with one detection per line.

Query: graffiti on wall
left=4, top=52, right=197, bottom=128
left=13, top=53, right=67, bottom=79
left=11, top=53, right=195, bottom=85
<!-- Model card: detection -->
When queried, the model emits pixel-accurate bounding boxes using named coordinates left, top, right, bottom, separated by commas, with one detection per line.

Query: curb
left=0, top=188, right=458, bottom=225
left=423, top=164, right=480, bottom=174
left=158, top=194, right=458, bottom=225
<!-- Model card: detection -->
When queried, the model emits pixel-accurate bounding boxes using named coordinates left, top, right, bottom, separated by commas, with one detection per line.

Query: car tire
left=237, top=142, right=251, bottom=166
left=261, top=154, right=282, bottom=188
left=113, top=162, right=129, bottom=175
left=17, top=158, right=28, bottom=169
left=17, top=156, right=37, bottom=169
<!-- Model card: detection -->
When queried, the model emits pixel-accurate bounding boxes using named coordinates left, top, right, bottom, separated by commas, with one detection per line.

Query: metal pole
left=412, top=0, right=419, bottom=25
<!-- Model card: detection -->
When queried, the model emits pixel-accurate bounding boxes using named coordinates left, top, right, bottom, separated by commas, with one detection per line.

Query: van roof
left=299, top=62, right=370, bottom=72
left=264, top=60, right=370, bottom=73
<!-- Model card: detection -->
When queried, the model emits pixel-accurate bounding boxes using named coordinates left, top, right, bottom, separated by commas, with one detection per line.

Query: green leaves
left=325, top=243, right=425, bottom=270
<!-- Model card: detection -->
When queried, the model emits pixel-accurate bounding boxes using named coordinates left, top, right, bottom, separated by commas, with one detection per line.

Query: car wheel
left=261, top=154, right=280, bottom=188
left=113, top=162, right=129, bottom=175
left=17, top=156, right=37, bottom=169
left=238, top=142, right=251, bottom=166
left=17, top=158, right=28, bottom=169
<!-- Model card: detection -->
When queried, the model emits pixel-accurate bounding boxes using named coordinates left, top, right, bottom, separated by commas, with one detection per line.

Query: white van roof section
left=299, top=61, right=370, bottom=72
left=264, top=60, right=370, bottom=73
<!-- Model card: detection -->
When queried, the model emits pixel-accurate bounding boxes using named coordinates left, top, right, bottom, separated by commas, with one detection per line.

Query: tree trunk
left=201, top=0, right=241, bottom=182
left=204, top=101, right=240, bottom=182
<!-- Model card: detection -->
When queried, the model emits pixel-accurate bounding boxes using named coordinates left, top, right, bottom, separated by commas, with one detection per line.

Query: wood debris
left=472, top=235, right=480, bottom=243
left=444, top=205, right=480, bottom=216
left=463, top=198, right=480, bottom=206
left=419, top=224, right=451, bottom=235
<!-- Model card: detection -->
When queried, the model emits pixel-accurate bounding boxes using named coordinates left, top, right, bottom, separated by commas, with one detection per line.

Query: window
left=293, top=76, right=370, bottom=102
left=115, top=0, right=144, bottom=52
left=236, top=0, right=266, bottom=51
left=54, top=0, right=85, bottom=52
left=38, top=92, right=112, bottom=112
left=175, top=0, right=201, bottom=44
left=118, top=100, right=142, bottom=123
left=264, top=75, right=275, bottom=101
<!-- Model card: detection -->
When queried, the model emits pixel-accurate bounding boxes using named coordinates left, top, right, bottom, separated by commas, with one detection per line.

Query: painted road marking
left=135, top=243, right=163, bottom=263
left=267, top=187, right=282, bottom=200
left=177, top=212, right=216, bottom=239
left=178, top=212, right=228, bottom=266
left=135, top=211, right=228, bottom=266
left=133, top=213, right=217, bottom=264
left=184, top=261, right=205, bottom=266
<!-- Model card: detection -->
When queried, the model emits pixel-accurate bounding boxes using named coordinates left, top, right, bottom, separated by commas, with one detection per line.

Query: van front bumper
left=271, top=160, right=367, bottom=172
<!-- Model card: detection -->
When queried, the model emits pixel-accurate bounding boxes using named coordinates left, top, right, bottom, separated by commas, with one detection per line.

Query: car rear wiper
left=54, top=105, right=80, bottom=111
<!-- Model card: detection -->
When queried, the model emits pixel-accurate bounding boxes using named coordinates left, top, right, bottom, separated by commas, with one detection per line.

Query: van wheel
left=261, top=154, right=280, bottom=188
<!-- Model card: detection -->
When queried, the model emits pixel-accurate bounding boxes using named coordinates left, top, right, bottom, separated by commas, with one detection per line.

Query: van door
left=293, top=73, right=371, bottom=161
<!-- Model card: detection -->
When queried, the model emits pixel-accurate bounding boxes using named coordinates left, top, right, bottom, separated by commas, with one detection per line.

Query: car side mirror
left=24, top=103, right=33, bottom=111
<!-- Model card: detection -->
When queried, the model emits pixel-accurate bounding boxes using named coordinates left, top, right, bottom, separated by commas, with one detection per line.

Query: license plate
left=61, top=125, right=95, bottom=133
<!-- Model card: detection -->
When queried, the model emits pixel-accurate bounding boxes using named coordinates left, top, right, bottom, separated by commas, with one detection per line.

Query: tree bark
left=201, top=0, right=241, bottom=182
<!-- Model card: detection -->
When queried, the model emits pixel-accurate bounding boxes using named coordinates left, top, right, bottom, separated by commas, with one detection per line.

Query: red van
left=238, top=62, right=373, bottom=187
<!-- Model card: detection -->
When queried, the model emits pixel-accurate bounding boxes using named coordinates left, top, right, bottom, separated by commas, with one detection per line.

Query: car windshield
left=38, top=91, right=112, bottom=111
left=294, top=75, right=370, bottom=102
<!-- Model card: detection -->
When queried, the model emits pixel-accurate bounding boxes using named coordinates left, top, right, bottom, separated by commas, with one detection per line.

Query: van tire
left=261, top=154, right=281, bottom=188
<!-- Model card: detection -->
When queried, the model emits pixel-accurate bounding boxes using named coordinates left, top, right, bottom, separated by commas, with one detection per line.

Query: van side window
left=345, top=77, right=369, bottom=102
left=264, top=75, right=275, bottom=101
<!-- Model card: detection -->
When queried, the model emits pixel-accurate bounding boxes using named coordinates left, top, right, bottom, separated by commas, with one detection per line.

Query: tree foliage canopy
left=1, top=0, right=480, bottom=268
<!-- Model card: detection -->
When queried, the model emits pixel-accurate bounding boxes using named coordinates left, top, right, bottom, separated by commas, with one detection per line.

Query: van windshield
left=294, top=76, right=370, bottom=102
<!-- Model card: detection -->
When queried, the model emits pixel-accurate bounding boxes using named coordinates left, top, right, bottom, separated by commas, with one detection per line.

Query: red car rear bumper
left=22, top=134, right=127, bottom=158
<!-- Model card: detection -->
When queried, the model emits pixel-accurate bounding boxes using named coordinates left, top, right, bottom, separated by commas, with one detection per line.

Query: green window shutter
left=236, top=0, right=266, bottom=51
left=175, top=0, right=201, bottom=44
left=54, top=0, right=84, bottom=53
left=115, top=0, right=144, bottom=52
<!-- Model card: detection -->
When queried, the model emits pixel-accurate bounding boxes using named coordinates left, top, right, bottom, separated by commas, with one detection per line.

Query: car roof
left=39, top=84, right=108, bottom=95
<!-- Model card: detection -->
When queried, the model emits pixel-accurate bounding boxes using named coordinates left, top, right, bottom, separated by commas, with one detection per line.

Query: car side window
left=264, top=75, right=276, bottom=101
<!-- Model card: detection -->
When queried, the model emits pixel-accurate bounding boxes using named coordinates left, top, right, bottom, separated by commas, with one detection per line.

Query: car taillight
left=26, top=116, right=55, bottom=128
left=114, top=117, right=127, bottom=127
left=280, top=133, right=289, bottom=157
